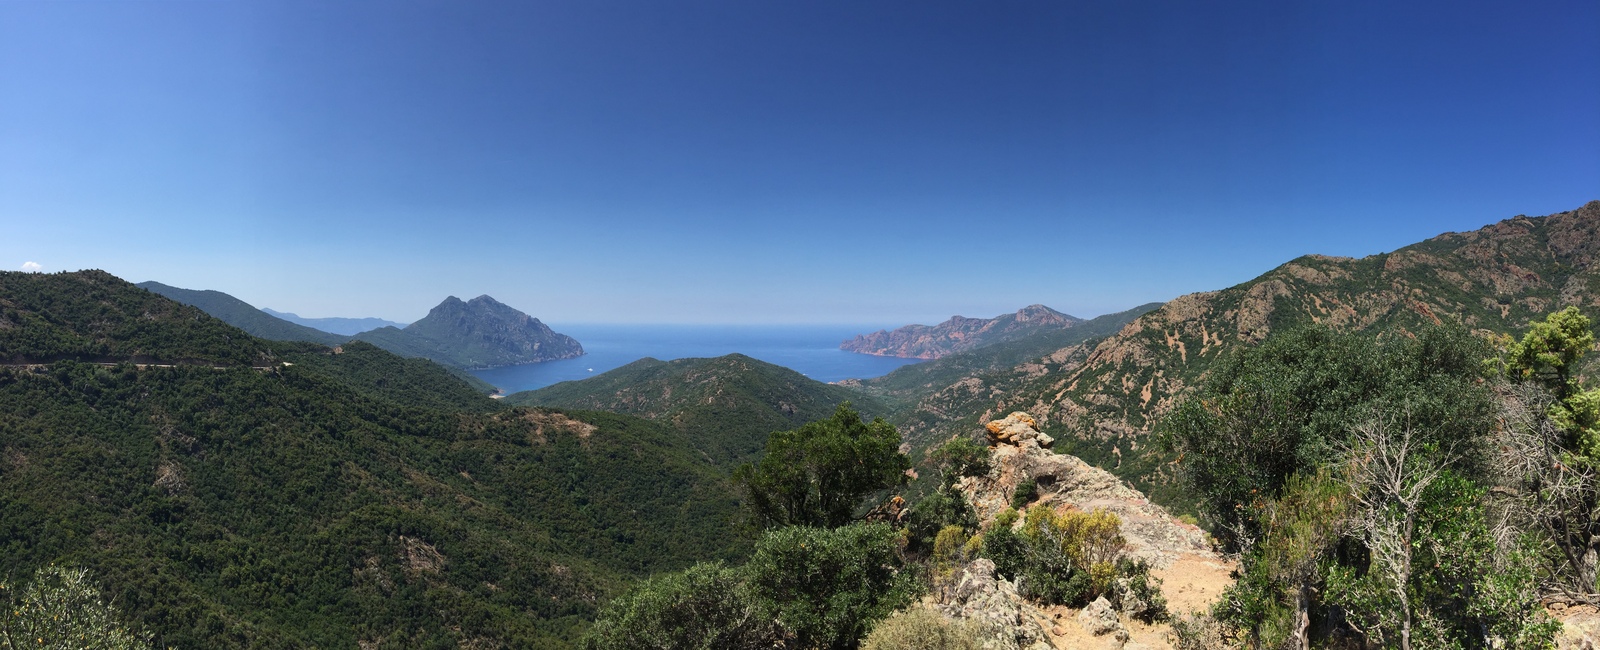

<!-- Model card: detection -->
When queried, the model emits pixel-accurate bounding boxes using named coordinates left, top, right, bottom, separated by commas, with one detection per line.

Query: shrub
left=1111, top=558, right=1168, bottom=623
left=745, top=523, right=922, bottom=649
left=861, top=607, right=985, bottom=650
left=1009, top=479, right=1038, bottom=510
left=1023, top=506, right=1125, bottom=598
left=980, top=514, right=1028, bottom=582
left=907, top=487, right=979, bottom=553
left=931, top=526, right=970, bottom=571
left=580, top=562, right=776, bottom=650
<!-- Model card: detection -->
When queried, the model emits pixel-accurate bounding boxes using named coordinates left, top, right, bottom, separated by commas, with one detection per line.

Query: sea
left=468, top=324, right=925, bottom=394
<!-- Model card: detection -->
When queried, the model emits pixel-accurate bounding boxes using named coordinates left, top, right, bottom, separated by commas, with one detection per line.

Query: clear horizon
left=3, top=1, right=1596, bottom=324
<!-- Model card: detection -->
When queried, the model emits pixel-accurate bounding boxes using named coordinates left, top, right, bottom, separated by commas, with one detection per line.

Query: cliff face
left=842, top=305, right=1083, bottom=359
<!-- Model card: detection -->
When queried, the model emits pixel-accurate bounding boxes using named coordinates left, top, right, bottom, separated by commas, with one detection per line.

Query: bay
left=470, top=324, right=923, bottom=394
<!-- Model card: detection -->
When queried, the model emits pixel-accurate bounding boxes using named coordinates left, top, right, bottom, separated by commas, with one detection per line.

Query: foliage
left=1160, top=321, right=1566, bottom=648
left=744, top=523, right=922, bottom=650
left=579, top=562, right=777, bottom=650
left=979, top=506, right=1125, bottom=607
left=978, top=515, right=1028, bottom=589
left=135, top=281, right=348, bottom=347
left=280, top=341, right=502, bottom=411
left=1491, top=306, right=1600, bottom=599
left=1501, top=305, right=1595, bottom=397
left=930, top=526, right=971, bottom=574
left=1325, top=473, right=1558, bottom=650
left=1158, top=323, right=1494, bottom=549
left=905, top=487, right=978, bottom=555
left=926, top=438, right=990, bottom=487
left=1111, top=558, right=1168, bottom=623
left=510, top=354, right=889, bottom=466
left=1008, top=479, right=1037, bottom=510
left=733, top=404, right=911, bottom=530
left=859, top=607, right=984, bottom=650
left=0, top=270, right=273, bottom=366
left=0, top=358, right=743, bottom=646
left=0, top=565, right=151, bottom=650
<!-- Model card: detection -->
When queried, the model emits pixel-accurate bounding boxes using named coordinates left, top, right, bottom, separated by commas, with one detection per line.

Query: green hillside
left=136, top=281, right=348, bottom=347
left=0, top=271, right=743, bottom=648
left=505, top=353, right=886, bottom=465
left=2, top=271, right=278, bottom=366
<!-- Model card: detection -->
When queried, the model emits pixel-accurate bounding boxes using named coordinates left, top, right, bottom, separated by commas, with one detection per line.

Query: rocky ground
left=919, top=412, right=1235, bottom=649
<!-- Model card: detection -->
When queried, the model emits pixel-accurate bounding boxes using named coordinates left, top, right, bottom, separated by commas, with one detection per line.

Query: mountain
left=260, top=307, right=406, bottom=335
left=843, top=302, right=1161, bottom=416
left=136, top=281, right=348, bottom=347
left=841, top=304, right=1082, bottom=359
left=0, top=270, right=743, bottom=648
left=871, top=201, right=1600, bottom=509
left=355, top=295, right=584, bottom=370
left=505, top=353, right=887, bottom=465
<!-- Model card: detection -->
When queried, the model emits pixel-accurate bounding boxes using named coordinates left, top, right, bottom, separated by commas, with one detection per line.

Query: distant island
left=841, top=304, right=1081, bottom=359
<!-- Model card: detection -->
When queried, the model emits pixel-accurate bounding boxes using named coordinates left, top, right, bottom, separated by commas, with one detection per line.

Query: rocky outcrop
left=842, top=305, right=1082, bottom=359
left=936, top=559, right=1053, bottom=650
left=908, top=412, right=1235, bottom=650
left=958, top=413, right=1210, bottom=569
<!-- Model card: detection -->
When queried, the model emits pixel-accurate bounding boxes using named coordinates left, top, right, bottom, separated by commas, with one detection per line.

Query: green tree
left=733, top=404, right=911, bottom=529
left=926, top=438, right=990, bottom=488
left=580, top=562, right=777, bottom=650
left=744, top=523, right=921, bottom=650
left=1503, top=305, right=1594, bottom=399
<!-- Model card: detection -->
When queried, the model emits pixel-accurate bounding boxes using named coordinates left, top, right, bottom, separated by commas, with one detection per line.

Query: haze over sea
left=470, top=324, right=925, bottom=394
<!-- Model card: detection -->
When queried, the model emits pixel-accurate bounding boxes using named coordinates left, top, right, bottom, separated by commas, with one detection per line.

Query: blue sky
left=2, top=1, right=1596, bottom=324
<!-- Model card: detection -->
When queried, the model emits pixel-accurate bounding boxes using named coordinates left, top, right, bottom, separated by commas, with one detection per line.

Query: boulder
left=986, top=412, right=1053, bottom=448
left=1077, top=596, right=1124, bottom=637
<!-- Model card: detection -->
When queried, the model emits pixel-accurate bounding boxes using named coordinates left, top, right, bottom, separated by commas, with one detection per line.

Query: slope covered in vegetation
left=507, top=353, right=887, bottom=466
left=0, top=271, right=742, bottom=648
left=136, top=281, right=348, bottom=347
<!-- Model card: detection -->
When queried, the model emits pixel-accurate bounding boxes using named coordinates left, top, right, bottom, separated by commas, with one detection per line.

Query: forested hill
left=0, top=270, right=744, bottom=648
left=505, top=353, right=886, bottom=465
left=877, top=201, right=1600, bottom=508
left=2, top=270, right=278, bottom=366
left=354, top=295, right=584, bottom=370
left=840, top=304, right=1082, bottom=359
left=136, top=281, right=348, bottom=347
